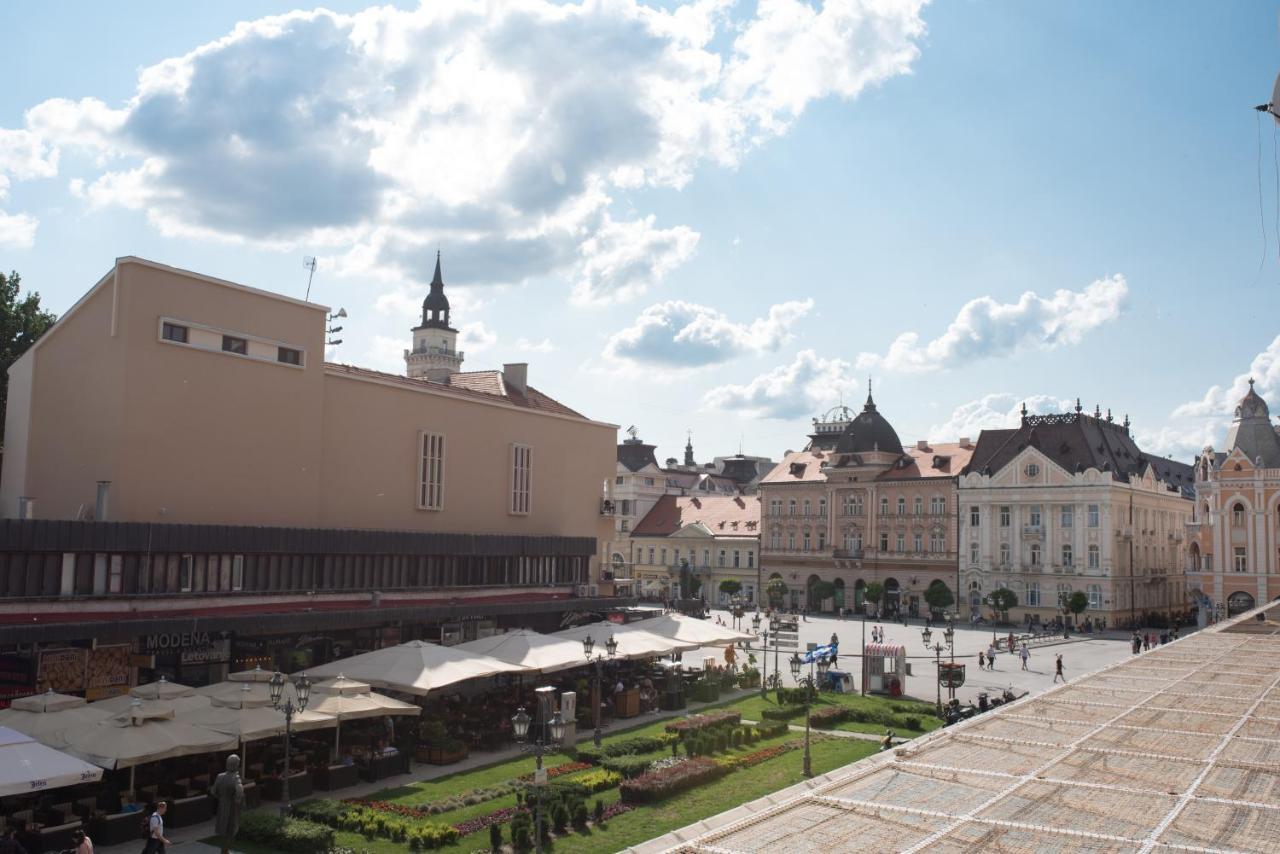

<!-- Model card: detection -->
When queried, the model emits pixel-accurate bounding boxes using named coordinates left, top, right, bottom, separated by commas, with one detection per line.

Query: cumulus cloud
left=1142, top=334, right=1280, bottom=460
left=459, top=321, right=497, bottom=353
left=1, top=0, right=927, bottom=300
left=604, top=298, right=813, bottom=367
left=859, top=275, right=1128, bottom=373
left=515, top=337, right=555, bottom=354
left=928, top=393, right=1074, bottom=440
left=701, top=349, right=858, bottom=419
left=0, top=210, right=38, bottom=249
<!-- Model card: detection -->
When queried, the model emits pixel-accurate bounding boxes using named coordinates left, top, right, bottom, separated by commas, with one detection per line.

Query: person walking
left=144, top=801, right=171, bottom=853
left=73, top=828, right=94, bottom=854
left=978, top=650, right=986, bottom=670
left=1019, top=643, right=1029, bottom=671
left=1053, top=654, right=1065, bottom=684
left=987, top=644, right=998, bottom=670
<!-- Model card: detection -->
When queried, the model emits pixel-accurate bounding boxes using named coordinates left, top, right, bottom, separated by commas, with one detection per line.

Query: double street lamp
left=789, top=652, right=831, bottom=778
left=267, top=671, right=312, bottom=816
left=582, top=634, right=618, bottom=747
left=921, top=620, right=955, bottom=715
left=512, top=704, right=567, bottom=854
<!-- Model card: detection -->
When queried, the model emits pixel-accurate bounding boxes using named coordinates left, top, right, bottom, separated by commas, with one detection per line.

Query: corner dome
left=1235, top=378, right=1269, bottom=420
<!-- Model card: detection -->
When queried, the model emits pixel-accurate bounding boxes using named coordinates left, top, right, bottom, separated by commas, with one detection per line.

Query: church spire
left=684, top=430, right=695, bottom=467
left=864, top=376, right=877, bottom=412
left=420, top=250, right=453, bottom=330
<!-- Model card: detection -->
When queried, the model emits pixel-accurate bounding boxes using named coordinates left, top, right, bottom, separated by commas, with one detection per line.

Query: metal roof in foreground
left=631, top=606, right=1280, bottom=854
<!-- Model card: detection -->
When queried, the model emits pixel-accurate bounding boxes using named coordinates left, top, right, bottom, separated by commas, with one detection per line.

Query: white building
left=959, top=404, right=1195, bottom=627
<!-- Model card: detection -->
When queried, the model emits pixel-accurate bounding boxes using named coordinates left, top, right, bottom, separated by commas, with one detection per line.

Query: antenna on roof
left=303, top=256, right=318, bottom=301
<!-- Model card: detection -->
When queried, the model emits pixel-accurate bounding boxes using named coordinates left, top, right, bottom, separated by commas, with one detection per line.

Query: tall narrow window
left=179, top=554, right=194, bottom=592
left=1087, top=504, right=1100, bottom=527
left=999, top=506, right=1010, bottom=527
left=999, top=542, right=1010, bottom=565
left=1088, top=545, right=1099, bottom=569
left=969, top=506, right=980, bottom=527
left=232, top=555, right=244, bottom=591
left=510, top=443, right=532, bottom=514
left=108, top=555, right=123, bottom=594
left=418, top=431, right=445, bottom=510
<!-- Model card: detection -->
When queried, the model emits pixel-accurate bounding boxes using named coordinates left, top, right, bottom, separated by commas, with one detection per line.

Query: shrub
left=715, top=741, right=801, bottom=772
left=594, top=799, right=605, bottom=824
left=571, top=802, right=589, bottom=830
left=775, top=687, right=811, bottom=705
left=510, top=811, right=533, bottom=852
left=715, top=731, right=728, bottom=752
left=551, top=803, right=569, bottom=834
left=489, top=822, right=503, bottom=853
left=568, top=767, right=624, bottom=792
left=691, top=681, right=720, bottom=703
left=902, top=715, right=923, bottom=731
left=665, top=710, right=741, bottom=735
left=619, top=757, right=728, bottom=804
left=755, top=720, right=790, bottom=738
left=761, top=705, right=807, bottom=721
left=730, top=728, right=743, bottom=748
left=809, top=706, right=846, bottom=728
left=239, top=812, right=336, bottom=853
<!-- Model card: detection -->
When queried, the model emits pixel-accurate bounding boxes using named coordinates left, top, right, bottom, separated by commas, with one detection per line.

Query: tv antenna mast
left=303, top=256, right=318, bottom=301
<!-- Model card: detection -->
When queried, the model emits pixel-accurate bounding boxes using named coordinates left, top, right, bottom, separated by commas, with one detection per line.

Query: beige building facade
left=1187, top=381, right=1280, bottom=621
left=757, top=394, right=972, bottom=616
left=960, top=406, right=1194, bottom=628
left=629, top=495, right=760, bottom=602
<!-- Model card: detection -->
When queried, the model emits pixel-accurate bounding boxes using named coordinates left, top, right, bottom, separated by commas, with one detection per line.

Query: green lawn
left=210, top=691, right=918, bottom=853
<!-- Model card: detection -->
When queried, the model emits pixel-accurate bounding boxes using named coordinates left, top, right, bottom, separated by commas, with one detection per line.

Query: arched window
left=789, top=499, right=797, bottom=516
left=1233, top=503, right=1246, bottom=526
left=818, top=498, right=827, bottom=517
left=897, top=497, right=906, bottom=516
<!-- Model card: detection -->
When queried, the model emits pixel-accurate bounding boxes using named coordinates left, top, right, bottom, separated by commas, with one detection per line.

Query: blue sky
left=3, top=1, right=1280, bottom=464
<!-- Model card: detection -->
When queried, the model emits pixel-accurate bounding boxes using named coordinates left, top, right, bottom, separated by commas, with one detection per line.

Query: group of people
left=1132, top=628, right=1178, bottom=654
left=869, top=625, right=889, bottom=643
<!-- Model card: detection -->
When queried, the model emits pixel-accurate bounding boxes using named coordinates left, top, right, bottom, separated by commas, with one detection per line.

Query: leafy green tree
left=718, top=579, right=742, bottom=596
left=1067, top=590, right=1089, bottom=618
left=990, top=587, right=1018, bottom=621
left=923, top=581, right=955, bottom=613
left=864, top=581, right=884, bottom=606
left=810, top=580, right=836, bottom=609
left=766, top=577, right=788, bottom=605
left=0, top=271, right=56, bottom=446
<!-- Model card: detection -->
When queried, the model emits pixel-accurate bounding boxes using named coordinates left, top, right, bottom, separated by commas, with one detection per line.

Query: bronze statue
left=212, top=754, right=245, bottom=854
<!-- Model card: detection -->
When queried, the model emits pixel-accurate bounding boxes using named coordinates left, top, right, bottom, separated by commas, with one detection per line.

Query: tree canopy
left=989, top=587, right=1018, bottom=619
left=863, top=581, right=884, bottom=604
left=1067, top=590, right=1089, bottom=616
left=718, top=579, right=742, bottom=596
left=923, top=581, right=955, bottom=612
left=0, top=271, right=56, bottom=446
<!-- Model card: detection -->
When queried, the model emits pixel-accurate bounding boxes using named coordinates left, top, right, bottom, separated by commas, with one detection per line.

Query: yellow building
left=629, top=495, right=760, bottom=602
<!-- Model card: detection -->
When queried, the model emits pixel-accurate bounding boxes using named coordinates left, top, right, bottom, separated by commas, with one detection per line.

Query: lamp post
left=512, top=704, right=567, bottom=854
left=267, top=671, right=312, bottom=816
left=921, top=623, right=953, bottom=716
left=582, top=634, right=618, bottom=747
left=789, top=652, right=830, bottom=778
left=769, top=617, right=782, bottom=704
left=751, top=612, right=765, bottom=698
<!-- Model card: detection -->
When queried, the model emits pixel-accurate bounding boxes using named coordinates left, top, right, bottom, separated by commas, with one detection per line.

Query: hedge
left=600, top=755, right=655, bottom=779
left=808, top=706, right=847, bottom=728
left=577, top=733, right=677, bottom=764
left=619, top=757, right=728, bottom=804
left=664, top=710, right=741, bottom=735
left=761, top=705, right=807, bottom=721
left=239, top=812, right=335, bottom=853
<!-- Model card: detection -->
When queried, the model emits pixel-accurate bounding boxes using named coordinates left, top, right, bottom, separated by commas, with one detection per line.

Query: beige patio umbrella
left=198, top=681, right=274, bottom=708
left=304, top=640, right=524, bottom=696
left=306, top=675, right=421, bottom=757
left=552, top=622, right=699, bottom=660
left=455, top=630, right=588, bottom=674
left=226, top=665, right=277, bottom=683
left=91, top=691, right=208, bottom=715
left=0, top=692, right=110, bottom=749
left=633, top=613, right=755, bottom=647
left=184, top=682, right=336, bottom=766
left=61, top=699, right=238, bottom=791
left=128, top=675, right=198, bottom=701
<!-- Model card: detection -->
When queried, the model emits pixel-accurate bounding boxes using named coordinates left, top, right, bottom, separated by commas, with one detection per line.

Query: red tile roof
left=324, top=364, right=587, bottom=419
left=759, top=450, right=828, bottom=484
left=761, top=441, right=977, bottom=485
left=631, top=494, right=760, bottom=538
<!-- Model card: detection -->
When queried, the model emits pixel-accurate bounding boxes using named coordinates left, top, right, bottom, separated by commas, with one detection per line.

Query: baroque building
left=1187, top=380, right=1280, bottom=620
left=960, top=403, right=1194, bottom=627
left=629, top=494, right=760, bottom=602
left=757, top=388, right=972, bottom=615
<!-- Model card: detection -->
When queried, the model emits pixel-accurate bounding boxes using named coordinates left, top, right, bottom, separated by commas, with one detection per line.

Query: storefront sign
left=37, top=648, right=87, bottom=694
left=141, top=631, right=232, bottom=666
left=180, top=639, right=231, bottom=666
left=85, top=644, right=132, bottom=700
left=0, top=654, right=36, bottom=709
left=144, top=631, right=213, bottom=652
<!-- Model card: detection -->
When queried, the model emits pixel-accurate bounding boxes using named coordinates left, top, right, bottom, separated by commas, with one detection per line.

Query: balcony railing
left=832, top=548, right=863, bottom=559
left=408, top=346, right=464, bottom=358
left=1022, top=524, right=1043, bottom=536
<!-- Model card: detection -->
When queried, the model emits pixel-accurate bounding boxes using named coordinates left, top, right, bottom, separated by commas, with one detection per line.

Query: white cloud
left=702, top=349, right=858, bottom=419
left=860, top=275, right=1129, bottom=373
left=928, top=393, right=1073, bottom=440
left=460, top=321, right=496, bottom=353
left=515, top=337, right=555, bottom=354
left=0, top=210, right=38, bottom=249
left=0, top=0, right=927, bottom=302
left=604, top=298, right=813, bottom=367
left=362, top=334, right=406, bottom=373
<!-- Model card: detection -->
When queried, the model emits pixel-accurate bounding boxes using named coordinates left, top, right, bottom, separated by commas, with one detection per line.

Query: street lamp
left=922, top=623, right=953, bottom=716
left=267, top=671, right=312, bottom=815
left=582, top=635, right=618, bottom=747
left=769, top=617, right=782, bottom=703
left=512, top=703, right=567, bottom=854
left=789, top=652, right=830, bottom=778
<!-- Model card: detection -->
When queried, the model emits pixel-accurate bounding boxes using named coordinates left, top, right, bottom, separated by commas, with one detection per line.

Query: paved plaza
left=703, top=607, right=1145, bottom=706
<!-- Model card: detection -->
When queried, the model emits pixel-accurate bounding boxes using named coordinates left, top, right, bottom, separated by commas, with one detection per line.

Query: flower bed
left=566, top=768, right=623, bottom=793
left=619, top=757, right=728, bottom=804
left=295, top=799, right=460, bottom=849
left=577, top=732, right=678, bottom=764
left=516, top=760, right=591, bottom=783
left=715, top=741, right=800, bottom=772
left=239, top=813, right=335, bottom=853
left=451, top=805, right=525, bottom=836
left=600, top=755, right=655, bottom=779
left=664, top=710, right=741, bottom=735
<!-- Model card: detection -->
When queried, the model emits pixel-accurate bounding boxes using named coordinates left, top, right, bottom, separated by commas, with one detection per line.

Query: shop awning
left=0, top=726, right=103, bottom=797
left=455, top=629, right=588, bottom=674
left=0, top=695, right=111, bottom=751
left=304, top=640, right=526, bottom=696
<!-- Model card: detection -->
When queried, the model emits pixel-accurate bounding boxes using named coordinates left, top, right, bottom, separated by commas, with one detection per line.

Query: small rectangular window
left=179, top=554, right=194, bottom=592
left=222, top=335, right=248, bottom=355
left=108, top=555, right=123, bottom=594
left=277, top=346, right=302, bottom=365
left=162, top=322, right=188, bottom=343
left=232, top=555, right=244, bottom=591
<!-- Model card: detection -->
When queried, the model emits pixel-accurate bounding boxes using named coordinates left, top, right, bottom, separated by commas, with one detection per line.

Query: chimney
left=959, top=437, right=971, bottom=448
left=503, top=362, right=528, bottom=396
left=95, top=481, right=111, bottom=522
left=916, top=440, right=929, bottom=451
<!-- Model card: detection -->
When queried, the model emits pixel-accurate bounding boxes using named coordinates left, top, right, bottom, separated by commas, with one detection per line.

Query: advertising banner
left=37, top=648, right=87, bottom=694
left=86, top=644, right=132, bottom=700
left=0, top=654, right=36, bottom=709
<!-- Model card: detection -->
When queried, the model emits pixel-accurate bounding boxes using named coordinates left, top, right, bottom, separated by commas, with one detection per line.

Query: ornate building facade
left=757, top=390, right=973, bottom=615
left=629, top=495, right=760, bottom=602
left=1187, top=380, right=1280, bottom=621
left=960, top=405, right=1194, bottom=627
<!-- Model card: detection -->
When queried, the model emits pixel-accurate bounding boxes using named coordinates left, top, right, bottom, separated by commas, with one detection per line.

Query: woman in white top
left=144, top=800, right=171, bottom=853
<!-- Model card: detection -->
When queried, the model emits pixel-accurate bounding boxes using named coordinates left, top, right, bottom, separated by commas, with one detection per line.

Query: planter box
left=420, top=745, right=469, bottom=765
left=737, top=674, right=761, bottom=689
left=260, top=770, right=313, bottom=802
left=315, top=763, right=360, bottom=791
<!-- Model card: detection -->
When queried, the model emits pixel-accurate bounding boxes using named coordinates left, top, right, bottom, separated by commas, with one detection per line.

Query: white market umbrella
left=227, top=666, right=276, bottom=683
left=455, top=630, right=587, bottom=674
left=62, top=700, right=238, bottom=791
left=0, top=699, right=110, bottom=750
left=129, top=676, right=198, bottom=700
left=304, top=640, right=524, bottom=696
left=0, top=726, right=103, bottom=796
left=178, top=703, right=336, bottom=743
left=92, top=692, right=208, bottom=715
left=633, top=613, right=754, bottom=647
left=198, top=681, right=274, bottom=708
left=552, top=622, right=699, bottom=660
left=307, top=677, right=420, bottom=757
left=10, top=689, right=87, bottom=713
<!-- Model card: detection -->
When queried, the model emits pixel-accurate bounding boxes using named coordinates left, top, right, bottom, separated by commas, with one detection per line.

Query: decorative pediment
left=671, top=522, right=714, bottom=538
